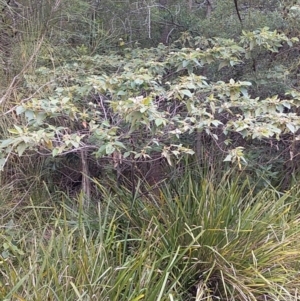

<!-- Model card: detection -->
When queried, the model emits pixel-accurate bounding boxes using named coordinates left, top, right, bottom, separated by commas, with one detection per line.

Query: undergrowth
left=0, top=167, right=300, bottom=301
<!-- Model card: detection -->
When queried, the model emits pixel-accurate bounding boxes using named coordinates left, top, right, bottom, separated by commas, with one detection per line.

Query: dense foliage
left=1, top=28, right=300, bottom=193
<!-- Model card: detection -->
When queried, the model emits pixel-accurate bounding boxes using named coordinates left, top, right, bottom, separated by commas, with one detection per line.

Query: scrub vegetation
left=1, top=0, right=300, bottom=300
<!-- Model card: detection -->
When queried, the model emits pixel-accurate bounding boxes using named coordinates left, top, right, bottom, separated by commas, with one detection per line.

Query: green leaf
left=155, top=118, right=164, bottom=127
left=211, top=120, right=223, bottom=127
left=17, top=142, right=28, bottom=156
left=224, top=154, right=232, bottom=162
left=16, top=106, right=26, bottom=115
left=0, top=139, right=14, bottom=148
left=218, top=61, right=228, bottom=70
left=182, top=60, right=189, bottom=68
left=36, top=112, right=46, bottom=124
left=24, top=110, right=35, bottom=121
left=117, top=90, right=126, bottom=96
left=9, top=125, right=23, bottom=135
left=240, top=88, right=248, bottom=97
left=0, top=158, right=6, bottom=171
left=140, top=107, right=148, bottom=113
left=70, top=140, right=79, bottom=148
left=180, top=89, right=193, bottom=98
left=286, top=123, right=296, bottom=133
left=52, top=148, right=59, bottom=157
left=106, top=144, right=115, bottom=155
left=134, top=153, right=141, bottom=159
left=162, top=149, right=173, bottom=166
left=61, top=97, right=70, bottom=104
left=113, top=141, right=126, bottom=149
left=123, top=151, right=131, bottom=158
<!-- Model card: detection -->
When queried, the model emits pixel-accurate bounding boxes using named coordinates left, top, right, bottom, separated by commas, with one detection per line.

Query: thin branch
left=148, top=6, right=151, bottom=39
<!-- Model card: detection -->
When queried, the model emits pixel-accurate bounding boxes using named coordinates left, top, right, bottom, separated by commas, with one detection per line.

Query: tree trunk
left=80, top=149, right=91, bottom=207
left=206, top=0, right=214, bottom=19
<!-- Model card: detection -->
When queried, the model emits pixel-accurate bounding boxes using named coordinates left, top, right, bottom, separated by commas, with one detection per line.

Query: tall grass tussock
left=0, top=167, right=300, bottom=300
